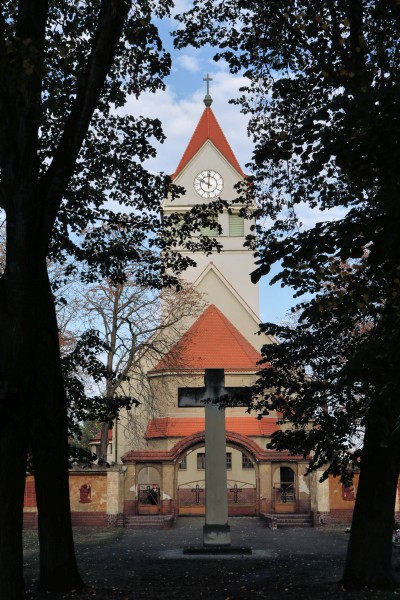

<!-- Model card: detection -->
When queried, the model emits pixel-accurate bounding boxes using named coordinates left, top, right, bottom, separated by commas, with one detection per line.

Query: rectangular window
left=229, top=214, right=244, bottom=236
left=242, top=453, right=254, bottom=469
left=179, top=456, right=187, bottom=470
left=200, top=223, right=219, bottom=237
left=197, top=453, right=232, bottom=469
left=197, top=453, right=206, bottom=470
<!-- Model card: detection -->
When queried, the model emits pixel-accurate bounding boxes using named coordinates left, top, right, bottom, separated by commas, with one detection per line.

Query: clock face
left=194, top=170, right=224, bottom=199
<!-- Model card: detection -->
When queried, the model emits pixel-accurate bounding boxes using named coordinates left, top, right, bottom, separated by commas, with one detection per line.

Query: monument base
left=203, top=523, right=231, bottom=547
left=184, top=545, right=252, bottom=555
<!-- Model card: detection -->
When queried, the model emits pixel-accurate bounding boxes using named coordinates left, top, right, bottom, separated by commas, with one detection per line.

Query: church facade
left=111, top=89, right=333, bottom=525
left=23, top=84, right=374, bottom=528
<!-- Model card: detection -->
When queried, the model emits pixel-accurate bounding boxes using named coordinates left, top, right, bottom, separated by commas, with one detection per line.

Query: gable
left=172, top=107, right=244, bottom=180
left=194, top=266, right=262, bottom=348
left=149, top=304, right=262, bottom=374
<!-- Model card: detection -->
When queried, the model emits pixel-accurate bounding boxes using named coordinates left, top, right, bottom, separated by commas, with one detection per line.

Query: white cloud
left=175, top=53, right=201, bottom=72
left=121, top=68, right=253, bottom=176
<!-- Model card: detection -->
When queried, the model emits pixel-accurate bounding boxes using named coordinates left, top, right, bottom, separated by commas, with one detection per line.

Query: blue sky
left=125, top=7, right=309, bottom=325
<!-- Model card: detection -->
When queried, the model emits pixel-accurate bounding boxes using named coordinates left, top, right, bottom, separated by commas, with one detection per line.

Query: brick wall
left=297, top=498, right=311, bottom=513
left=71, top=512, right=107, bottom=527
left=24, top=477, right=36, bottom=507
left=24, top=471, right=109, bottom=529
left=328, top=509, right=354, bottom=525
left=123, top=499, right=136, bottom=515
left=23, top=512, right=38, bottom=529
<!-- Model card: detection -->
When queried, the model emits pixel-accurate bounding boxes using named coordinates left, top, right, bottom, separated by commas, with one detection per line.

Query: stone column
left=310, top=470, right=330, bottom=526
left=106, top=467, right=125, bottom=526
left=203, top=403, right=231, bottom=546
left=162, top=463, right=175, bottom=515
left=258, top=462, right=272, bottom=514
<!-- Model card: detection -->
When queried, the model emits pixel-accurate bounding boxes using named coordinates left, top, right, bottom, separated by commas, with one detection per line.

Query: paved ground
left=22, top=517, right=400, bottom=599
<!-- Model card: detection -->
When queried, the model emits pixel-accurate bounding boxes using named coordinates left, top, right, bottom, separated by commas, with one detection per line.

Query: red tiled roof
left=149, top=305, right=262, bottom=373
left=123, top=430, right=304, bottom=464
left=145, top=416, right=279, bottom=439
left=89, top=429, right=112, bottom=443
left=172, top=107, right=245, bottom=179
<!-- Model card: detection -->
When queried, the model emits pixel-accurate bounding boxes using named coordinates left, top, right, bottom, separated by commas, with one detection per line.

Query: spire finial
left=203, top=73, right=213, bottom=107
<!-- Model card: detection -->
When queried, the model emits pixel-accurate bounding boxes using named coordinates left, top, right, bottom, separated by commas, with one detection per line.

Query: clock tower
left=162, top=77, right=266, bottom=348
left=112, top=80, right=315, bottom=526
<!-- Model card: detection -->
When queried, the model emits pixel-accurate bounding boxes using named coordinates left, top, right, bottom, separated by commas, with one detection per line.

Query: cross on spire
left=203, top=73, right=213, bottom=107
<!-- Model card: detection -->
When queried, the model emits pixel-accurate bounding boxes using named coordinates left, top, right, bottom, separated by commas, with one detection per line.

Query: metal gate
left=227, top=480, right=257, bottom=515
left=177, top=480, right=256, bottom=516
left=177, top=480, right=205, bottom=515
left=273, top=482, right=296, bottom=513
left=137, top=483, right=161, bottom=514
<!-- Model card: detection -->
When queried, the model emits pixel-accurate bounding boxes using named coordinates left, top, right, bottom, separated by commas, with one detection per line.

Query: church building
left=114, top=81, right=319, bottom=524
left=23, top=79, right=367, bottom=529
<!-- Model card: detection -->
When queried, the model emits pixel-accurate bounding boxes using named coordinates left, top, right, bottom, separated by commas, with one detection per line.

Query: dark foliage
left=175, top=0, right=400, bottom=588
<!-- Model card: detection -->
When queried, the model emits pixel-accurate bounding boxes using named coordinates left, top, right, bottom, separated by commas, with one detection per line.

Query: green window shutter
left=200, top=223, right=218, bottom=237
left=229, top=214, right=244, bottom=236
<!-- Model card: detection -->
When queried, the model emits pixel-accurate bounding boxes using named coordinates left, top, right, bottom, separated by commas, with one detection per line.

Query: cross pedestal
left=203, top=369, right=230, bottom=547
left=181, top=368, right=252, bottom=555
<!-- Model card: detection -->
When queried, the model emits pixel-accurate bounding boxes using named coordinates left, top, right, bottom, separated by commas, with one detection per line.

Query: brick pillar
left=161, top=463, right=175, bottom=515
left=310, top=470, right=330, bottom=526
left=106, top=467, right=126, bottom=527
left=258, top=462, right=272, bottom=514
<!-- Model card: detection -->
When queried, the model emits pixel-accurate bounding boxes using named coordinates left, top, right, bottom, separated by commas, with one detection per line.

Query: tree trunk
left=0, top=382, right=29, bottom=599
left=29, top=273, right=84, bottom=591
left=0, top=268, right=84, bottom=597
left=341, top=415, right=400, bottom=588
left=99, top=421, right=111, bottom=463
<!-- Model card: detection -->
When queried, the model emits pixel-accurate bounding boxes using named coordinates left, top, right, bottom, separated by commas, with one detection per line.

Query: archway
left=137, top=465, right=161, bottom=514
left=273, top=465, right=296, bottom=513
left=176, top=440, right=257, bottom=516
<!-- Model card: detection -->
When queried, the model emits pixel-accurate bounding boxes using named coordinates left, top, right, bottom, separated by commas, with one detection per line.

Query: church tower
left=162, top=77, right=267, bottom=349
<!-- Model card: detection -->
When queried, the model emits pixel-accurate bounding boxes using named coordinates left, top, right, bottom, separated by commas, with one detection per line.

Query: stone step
left=261, top=513, right=314, bottom=529
left=124, top=515, right=175, bottom=529
left=275, top=513, right=313, bottom=528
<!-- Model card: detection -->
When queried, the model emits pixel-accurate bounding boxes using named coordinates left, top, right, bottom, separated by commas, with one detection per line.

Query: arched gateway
left=176, top=431, right=257, bottom=516
left=122, top=429, right=311, bottom=517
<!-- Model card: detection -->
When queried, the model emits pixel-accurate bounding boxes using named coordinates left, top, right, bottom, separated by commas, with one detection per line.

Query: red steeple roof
left=172, top=107, right=245, bottom=179
left=150, top=304, right=261, bottom=373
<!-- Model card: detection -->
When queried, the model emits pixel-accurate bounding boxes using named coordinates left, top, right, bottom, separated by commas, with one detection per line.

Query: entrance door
left=137, top=466, right=161, bottom=515
left=274, top=467, right=296, bottom=513
left=138, top=483, right=161, bottom=514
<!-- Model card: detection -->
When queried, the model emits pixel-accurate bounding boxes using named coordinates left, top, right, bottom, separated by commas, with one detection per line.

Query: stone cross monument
left=179, top=369, right=252, bottom=553
left=202, top=369, right=231, bottom=547
left=179, top=368, right=232, bottom=547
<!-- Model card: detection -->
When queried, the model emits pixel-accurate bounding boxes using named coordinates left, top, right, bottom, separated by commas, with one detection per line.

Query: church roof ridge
left=149, top=304, right=262, bottom=373
left=172, top=107, right=245, bottom=180
left=145, top=416, right=279, bottom=439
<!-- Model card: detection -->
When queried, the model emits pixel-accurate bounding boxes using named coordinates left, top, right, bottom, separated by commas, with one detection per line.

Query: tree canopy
left=0, top=1, right=220, bottom=597
left=175, top=0, right=400, bottom=588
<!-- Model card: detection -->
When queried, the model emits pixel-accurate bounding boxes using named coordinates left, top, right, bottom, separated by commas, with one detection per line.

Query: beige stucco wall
left=177, top=445, right=257, bottom=486
left=163, top=141, right=244, bottom=209
left=310, top=470, right=330, bottom=513
left=69, top=473, right=107, bottom=513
